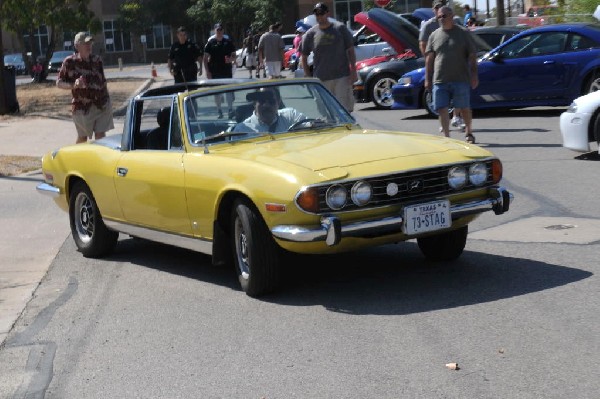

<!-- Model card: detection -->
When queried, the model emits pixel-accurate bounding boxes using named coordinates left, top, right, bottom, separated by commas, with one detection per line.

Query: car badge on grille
left=386, top=182, right=399, bottom=196
left=407, top=179, right=423, bottom=193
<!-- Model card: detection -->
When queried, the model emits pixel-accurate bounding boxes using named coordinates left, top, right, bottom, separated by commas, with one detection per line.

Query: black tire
left=584, top=72, right=600, bottom=94
left=231, top=199, right=279, bottom=296
left=369, top=73, right=397, bottom=109
left=593, top=111, right=600, bottom=147
left=69, top=181, right=118, bottom=258
left=417, top=225, right=468, bottom=261
left=422, top=90, right=454, bottom=118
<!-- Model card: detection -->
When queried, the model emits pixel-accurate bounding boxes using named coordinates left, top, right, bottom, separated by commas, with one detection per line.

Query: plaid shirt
left=58, top=53, right=110, bottom=113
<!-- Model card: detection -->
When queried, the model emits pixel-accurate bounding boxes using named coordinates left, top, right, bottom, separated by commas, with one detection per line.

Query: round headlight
left=448, top=166, right=467, bottom=189
left=351, top=181, right=372, bottom=206
left=469, top=163, right=488, bottom=186
left=325, top=184, right=347, bottom=210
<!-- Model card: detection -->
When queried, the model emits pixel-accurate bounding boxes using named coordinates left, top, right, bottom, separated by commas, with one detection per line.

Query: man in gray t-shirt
left=258, top=22, right=285, bottom=79
left=419, top=0, right=446, bottom=55
left=301, top=2, right=357, bottom=112
left=425, top=6, right=478, bottom=142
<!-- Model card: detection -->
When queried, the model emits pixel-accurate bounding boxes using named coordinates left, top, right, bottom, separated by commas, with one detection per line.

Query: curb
left=113, top=77, right=154, bottom=117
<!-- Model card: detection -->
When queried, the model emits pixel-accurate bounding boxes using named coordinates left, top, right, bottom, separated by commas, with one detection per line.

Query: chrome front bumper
left=36, top=183, right=61, bottom=198
left=272, top=187, right=513, bottom=246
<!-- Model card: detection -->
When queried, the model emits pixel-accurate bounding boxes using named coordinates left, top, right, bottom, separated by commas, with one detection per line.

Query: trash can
left=3, top=65, right=20, bottom=114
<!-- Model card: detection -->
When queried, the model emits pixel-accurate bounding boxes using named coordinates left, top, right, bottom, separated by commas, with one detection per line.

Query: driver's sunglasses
left=314, top=11, right=326, bottom=16
left=257, top=96, right=276, bottom=105
left=437, top=14, right=448, bottom=19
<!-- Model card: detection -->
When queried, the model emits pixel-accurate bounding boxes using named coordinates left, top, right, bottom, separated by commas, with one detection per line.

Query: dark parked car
left=48, top=50, right=74, bottom=73
left=3, top=53, right=27, bottom=75
left=392, top=23, right=600, bottom=115
left=471, top=25, right=529, bottom=49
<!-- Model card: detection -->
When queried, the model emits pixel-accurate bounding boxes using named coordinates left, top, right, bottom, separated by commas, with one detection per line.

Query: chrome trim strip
left=272, top=187, right=513, bottom=245
left=36, top=183, right=61, bottom=198
left=104, top=220, right=213, bottom=255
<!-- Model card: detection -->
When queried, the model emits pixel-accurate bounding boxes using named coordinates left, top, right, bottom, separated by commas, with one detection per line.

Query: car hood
left=354, top=8, right=421, bottom=57
left=215, top=129, right=491, bottom=179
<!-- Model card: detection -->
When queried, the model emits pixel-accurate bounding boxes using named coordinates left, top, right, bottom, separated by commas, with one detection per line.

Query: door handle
left=117, top=167, right=128, bottom=177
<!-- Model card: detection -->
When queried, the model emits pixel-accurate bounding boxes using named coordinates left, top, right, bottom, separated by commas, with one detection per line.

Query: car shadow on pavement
left=105, top=237, right=590, bottom=315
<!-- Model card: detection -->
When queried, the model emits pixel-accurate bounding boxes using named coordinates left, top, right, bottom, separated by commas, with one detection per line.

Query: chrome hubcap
left=234, top=217, right=250, bottom=280
left=74, top=193, right=94, bottom=243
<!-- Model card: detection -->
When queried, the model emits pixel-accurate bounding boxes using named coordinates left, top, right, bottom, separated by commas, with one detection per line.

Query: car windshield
left=184, top=81, right=357, bottom=145
left=4, top=54, right=22, bottom=63
left=50, top=51, right=73, bottom=61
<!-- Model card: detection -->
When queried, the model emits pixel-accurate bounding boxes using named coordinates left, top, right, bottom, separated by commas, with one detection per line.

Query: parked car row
left=391, top=22, right=600, bottom=116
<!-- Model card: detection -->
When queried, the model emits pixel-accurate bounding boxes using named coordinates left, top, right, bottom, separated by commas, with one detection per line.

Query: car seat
left=147, top=106, right=171, bottom=150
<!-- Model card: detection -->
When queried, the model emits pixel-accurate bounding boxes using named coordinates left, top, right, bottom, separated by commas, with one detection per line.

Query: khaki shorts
left=265, top=61, right=282, bottom=77
left=72, top=102, right=114, bottom=139
left=321, top=76, right=354, bottom=113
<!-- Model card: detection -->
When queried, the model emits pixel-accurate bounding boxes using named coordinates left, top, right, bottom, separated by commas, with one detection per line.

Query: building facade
left=3, top=0, right=427, bottom=67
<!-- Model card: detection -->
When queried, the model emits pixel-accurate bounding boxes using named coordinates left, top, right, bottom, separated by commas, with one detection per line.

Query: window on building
left=334, top=0, right=363, bottom=30
left=103, top=20, right=132, bottom=52
left=23, top=25, right=49, bottom=59
left=146, top=24, right=172, bottom=50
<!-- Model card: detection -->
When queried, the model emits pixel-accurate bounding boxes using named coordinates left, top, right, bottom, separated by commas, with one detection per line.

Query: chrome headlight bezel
left=448, top=166, right=468, bottom=190
left=469, top=163, right=488, bottom=186
left=350, top=181, right=372, bottom=206
left=325, top=184, right=348, bottom=210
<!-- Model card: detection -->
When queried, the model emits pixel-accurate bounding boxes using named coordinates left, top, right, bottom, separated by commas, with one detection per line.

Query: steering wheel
left=288, top=118, right=318, bottom=131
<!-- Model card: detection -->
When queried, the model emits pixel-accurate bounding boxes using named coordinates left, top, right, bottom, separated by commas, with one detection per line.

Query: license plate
left=403, top=200, right=451, bottom=235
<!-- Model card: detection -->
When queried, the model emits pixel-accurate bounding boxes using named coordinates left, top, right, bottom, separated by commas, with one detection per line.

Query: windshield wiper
left=287, top=119, right=339, bottom=132
left=195, top=130, right=251, bottom=144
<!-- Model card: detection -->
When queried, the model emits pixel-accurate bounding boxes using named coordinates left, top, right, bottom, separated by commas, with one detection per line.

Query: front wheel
left=417, top=225, right=468, bottom=261
left=584, top=73, right=600, bottom=94
left=370, top=73, right=397, bottom=109
left=69, top=181, right=118, bottom=257
left=231, top=199, right=279, bottom=296
left=422, top=90, right=454, bottom=118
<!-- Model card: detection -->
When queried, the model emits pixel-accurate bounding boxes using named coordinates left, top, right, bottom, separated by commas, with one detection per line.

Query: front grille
left=315, top=160, right=494, bottom=213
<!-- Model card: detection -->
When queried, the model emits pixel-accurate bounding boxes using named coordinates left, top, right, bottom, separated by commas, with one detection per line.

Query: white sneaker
left=451, top=116, right=460, bottom=127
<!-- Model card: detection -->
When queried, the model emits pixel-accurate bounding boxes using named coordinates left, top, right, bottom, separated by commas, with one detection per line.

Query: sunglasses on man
left=314, top=10, right=326, bottom=16
left=437, top=14, right=449, bottom=19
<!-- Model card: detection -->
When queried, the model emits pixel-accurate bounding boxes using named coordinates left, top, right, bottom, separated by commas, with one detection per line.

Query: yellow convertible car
left=37, top=79, right=512, bottom=296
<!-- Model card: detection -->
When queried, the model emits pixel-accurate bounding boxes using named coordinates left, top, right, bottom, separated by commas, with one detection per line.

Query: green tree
left=0, top=0, right=97, bottom=114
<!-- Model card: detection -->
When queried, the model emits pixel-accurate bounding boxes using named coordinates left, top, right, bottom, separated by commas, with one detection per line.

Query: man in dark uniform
left=204, top=23, right=236, bottom=118
left=168, top=26, right=203, bottom=83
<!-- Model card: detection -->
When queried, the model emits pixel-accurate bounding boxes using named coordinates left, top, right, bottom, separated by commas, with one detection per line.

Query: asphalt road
left=1, top=76, right=599, bottom=398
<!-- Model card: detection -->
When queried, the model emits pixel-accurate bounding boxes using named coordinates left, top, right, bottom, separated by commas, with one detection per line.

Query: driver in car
left=233, top=88, right=305, bottom=134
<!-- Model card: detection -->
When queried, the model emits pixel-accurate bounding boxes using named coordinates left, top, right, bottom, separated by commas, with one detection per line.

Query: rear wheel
left=417, top=226, right=468, bottom=261
left=370, top=73, right=397, bottom=109
left=69, top=181, right=118, bottom=257
left=231, top=199, right=279, bottom=296
left=592, top=111, right=600, bottom=149
left=584, top=73, right=600, bottom=94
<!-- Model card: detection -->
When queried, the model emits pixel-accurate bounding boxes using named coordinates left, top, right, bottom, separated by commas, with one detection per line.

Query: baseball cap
left=313, top=2, right=329, bottom=13
left=296, top=26, right=306, bottom=33
left=177, top=26, right=187, bottom=33
left=432, top=0, right=446, bottom=8
left=74, top=32, right=93, bottom=44
left=246, top=89, right=277, bottom=103
left=214, top=23, right=223, bottom=30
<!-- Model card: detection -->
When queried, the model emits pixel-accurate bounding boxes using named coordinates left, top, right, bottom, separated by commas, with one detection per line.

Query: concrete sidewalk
left=0, top=76, right=153, bottom=346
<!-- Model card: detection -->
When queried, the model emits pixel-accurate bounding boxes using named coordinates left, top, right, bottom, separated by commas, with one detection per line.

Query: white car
left=560, top=90, right=600, bottom=154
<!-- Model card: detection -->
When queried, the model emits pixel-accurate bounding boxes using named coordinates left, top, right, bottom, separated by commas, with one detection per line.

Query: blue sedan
left=391, top=23, right=600, bottom=115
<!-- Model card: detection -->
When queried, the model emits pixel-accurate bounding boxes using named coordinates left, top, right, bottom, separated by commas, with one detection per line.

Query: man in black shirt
left=204, top=23, right=236, bottom=118
left=168, top=26, right=203, bottom=83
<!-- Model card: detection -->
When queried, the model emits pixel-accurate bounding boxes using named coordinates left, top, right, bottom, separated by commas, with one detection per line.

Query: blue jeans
left=432, top=82, right=470, bottom=110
